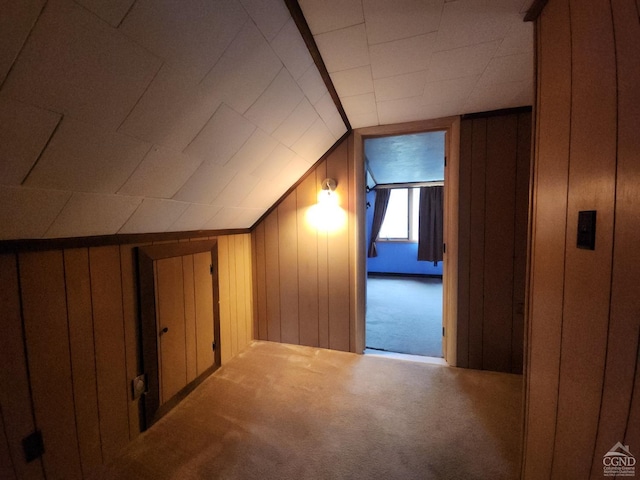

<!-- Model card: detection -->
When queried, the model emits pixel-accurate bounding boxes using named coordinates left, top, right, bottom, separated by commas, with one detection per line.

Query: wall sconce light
left=318, top=178, right=338, bottom=206
left=306, top=178, right=347, bottom=232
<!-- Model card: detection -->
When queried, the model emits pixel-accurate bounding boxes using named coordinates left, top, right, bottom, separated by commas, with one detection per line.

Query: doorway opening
left=363, top=130, right=446, bottom=361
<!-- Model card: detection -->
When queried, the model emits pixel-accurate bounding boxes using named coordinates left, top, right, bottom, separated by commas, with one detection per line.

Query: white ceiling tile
left=240, top=0, right=290, bottom=41
left=240, top=176, right=288, bottom=209
left=464, top=79, right=532, bottom=114
left=118, top=64, right=222, bottom=151
left=280, top=156, right=314, bottom=187
left=297, top=65, right=329, bottom=105
left=342, top=92, right=377, bottom=118
left=427, top=40, right=500, bottom=82
left=362, top=0, right=443, bottom=45
left=314, top=93, right=347, bottom=138
left=203, top=206, right=263, bottom=229
left=298, top=0, right=364, bottom=35
left=434, top=0, right=522, bottom=52
left=479, top=52, right=533, bottom=85
left=24, top=117, right=151, bottom=194
left=184, top=104, right=256, bottom=165
left=496, top=22, right=533, bottom=57
left=117, top=145, right=202, bottom=198
left=119, top=198, right=189, bottom=234
left=45, top=192, right=142, bottom=238
left=245, top=69, right=304, bottom=134
left=374, top=71, right=428, bottom=102
left=120, top=0, right=247, bottom=81
left=243, top=156, right=311, bottom=209
left=349, top=112, right=379, bottom=129
left=291, top=118, right=336, bottom=162
left=314, top=24, right=370, bottom=73
left=0, top=97, right=61, bottom=185
left=200, top=21, right=283, bottom=114
left=225, top=129, right=279, bottom=171
left=273, top=99, right=320, bottom=147
left=74, top=0, right=135, bottom=26
left=251, top=144, right=297, bottom=180
left=271, top=18, right=315, bottom=80
left=421, top=101, right=464, bottom=120
left=376, top=96, right=425, bottom=125
left=0, top=186, right=70, bottom=240
left=422, top=75, right=479, bottom=106
left=210, top=173, right=261, bottom=206
left=369, top=33, right=437, bottom=79
left=330, top=66, right=374, bottom=98
left=0, top=0, right=44, bottom=85
left=172, top=162, right=236, bottom=204
left=2, top=0, right=161, bottom=129
left=169, top=203, right=223, bottom=232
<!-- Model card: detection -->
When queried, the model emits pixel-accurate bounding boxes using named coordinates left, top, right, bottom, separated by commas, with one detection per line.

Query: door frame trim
left=137, top=238, right=220, bottom=429
left=351, top=117, right=461, bottom=365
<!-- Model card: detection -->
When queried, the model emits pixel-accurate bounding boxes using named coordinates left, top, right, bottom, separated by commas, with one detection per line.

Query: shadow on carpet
left=366, top=276, right=443, bottom=357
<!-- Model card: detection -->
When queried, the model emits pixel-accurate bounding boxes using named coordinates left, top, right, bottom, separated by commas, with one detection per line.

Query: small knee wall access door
left=137, top=240, right=220, bottom=429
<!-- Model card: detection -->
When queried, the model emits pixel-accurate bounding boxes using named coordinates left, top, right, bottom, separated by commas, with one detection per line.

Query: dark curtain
left=367, top=188, right=391, bottom=258
left=417, top=186, right=444, bottom=264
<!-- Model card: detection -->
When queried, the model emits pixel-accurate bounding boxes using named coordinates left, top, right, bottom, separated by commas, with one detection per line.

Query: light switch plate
left=577, top=210, right=596, bottom=250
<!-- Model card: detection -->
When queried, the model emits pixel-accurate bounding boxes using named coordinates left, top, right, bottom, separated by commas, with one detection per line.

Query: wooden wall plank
left=482, top=114, right=518, bottom=373
left=20, top=251, right=82, bottom=479
left=522, top=1, right=571, bottom=476
left=182, top=255, right=198, bottom=383
left=297, top=171, right=320, bottom=347
left=227, top=237, right=238, bottom=357
left=0, top=254, right=43, bottom=479
left=0, top=408, right=15, bottom=480
left=218, top=236, right=232, bottom=364
left=551, top=0, right=617, bottom=477
left=243, top=234, right=254, bottom=347
left=235, top=235, right=248, bottom=350
left=253, top=224, right=268, bottom=340
left=278, top=192, right=300, bottom=345
left=511, top=112, right=531, bottom=374
left=457, top=119, right=473, bottom=368
left=193, top=251, right=214, bottom=374
left=63, top=248, right=103, bottom=475
left=119, top=244, right=142, bottom=440
left=467, top=118, right=487, bottom=369
left=326, top=141, right=350, bottom=351
left=590, top=0, right=640, bottom=474
left=156, top=257, right=187, bottom=404
left=89, top=246, right=130, bottom=463
left=264, top=212, right=281, bottom=342
left=624, top=347, right=640, bottom=464
left=316, top=164, right=330, bottom=350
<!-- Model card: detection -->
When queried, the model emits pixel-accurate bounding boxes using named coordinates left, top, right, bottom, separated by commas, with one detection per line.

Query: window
left=378, top=188, right=420, bottom=241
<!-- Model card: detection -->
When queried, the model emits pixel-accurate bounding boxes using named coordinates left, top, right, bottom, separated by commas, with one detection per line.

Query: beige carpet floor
left=93, top=341, right=523, bottom=480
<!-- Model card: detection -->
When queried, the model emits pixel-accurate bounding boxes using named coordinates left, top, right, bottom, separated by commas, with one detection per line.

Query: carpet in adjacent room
left=366, top=275, right=443, bottom=357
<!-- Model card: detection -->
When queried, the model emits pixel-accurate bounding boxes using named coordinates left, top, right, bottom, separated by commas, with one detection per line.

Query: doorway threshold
left=364, top=348, right=447, bottom=366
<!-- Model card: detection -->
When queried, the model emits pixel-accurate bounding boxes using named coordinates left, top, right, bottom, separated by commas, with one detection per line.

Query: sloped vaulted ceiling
left=0, top=0, right=534, bottom=241
left=0, top=0, right=347, bottom=240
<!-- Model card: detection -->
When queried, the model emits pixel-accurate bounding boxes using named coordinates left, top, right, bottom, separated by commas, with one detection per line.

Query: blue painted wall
left=366, top=190, right=443, bottom=276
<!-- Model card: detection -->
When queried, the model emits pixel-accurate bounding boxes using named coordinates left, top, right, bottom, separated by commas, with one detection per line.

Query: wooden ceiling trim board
left=0, top=229, right=249, bottom=255
left=283, top=0, right=352, bottom=131
left=462, top=106, right=533, bottom=120
left=524, top=0, right=549, bottom=22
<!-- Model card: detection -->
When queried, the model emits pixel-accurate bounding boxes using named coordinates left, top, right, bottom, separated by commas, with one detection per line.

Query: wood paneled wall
left=456, top=110, right=531, bottom=374
left=0, top=233, right=252, bottom=479
left=252, top=138, right=357, bottom=351
left=523, top=0, right=640, bottom=478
